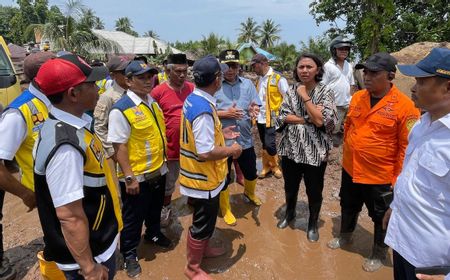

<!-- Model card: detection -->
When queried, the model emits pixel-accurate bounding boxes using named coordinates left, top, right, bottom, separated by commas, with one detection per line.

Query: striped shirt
left=276, top=82, right=337, bottom=166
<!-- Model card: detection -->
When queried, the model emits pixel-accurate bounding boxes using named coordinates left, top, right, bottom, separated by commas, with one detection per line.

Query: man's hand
left=226, top=103, right=244, bottom=120
left=125, top=179, right=139, bottom=195
left=416, top=274, right=446, bottom=280
left=248, top=102, right=260, bottom=119
left=230, top=142, right=242, bottom=159
left=382, top=208, right=392, bottom=230
left=223, top=126, right=240, bottom=140
left=21, top=189, right=36, bottom=212
left=80, top=263, right=109, bottom=280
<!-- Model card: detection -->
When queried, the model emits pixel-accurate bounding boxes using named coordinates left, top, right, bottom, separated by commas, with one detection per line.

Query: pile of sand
left=391, top=41, right=449, bottom=95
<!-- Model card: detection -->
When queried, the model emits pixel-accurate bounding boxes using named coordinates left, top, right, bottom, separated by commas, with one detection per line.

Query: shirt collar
left=193, top=88, right=216, bottom=105
left=127, top=90, right=154, bottom=106
left=264, top=67, right=274, bottom=78
left=29, top=82, right=52, bottom=109
left=50, top=107, right=92, bottom=130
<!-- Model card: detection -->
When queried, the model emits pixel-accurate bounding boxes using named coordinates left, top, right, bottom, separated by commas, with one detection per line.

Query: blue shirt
left=216, top=76, right=261, bottom=149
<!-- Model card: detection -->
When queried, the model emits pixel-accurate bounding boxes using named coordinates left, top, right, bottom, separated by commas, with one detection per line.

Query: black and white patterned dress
left=276, top=82, right=337, bottom=166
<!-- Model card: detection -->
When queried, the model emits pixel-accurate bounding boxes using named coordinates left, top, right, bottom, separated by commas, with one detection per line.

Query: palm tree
left=200, top=33, right=225, bottom=56
left=115, top=17, right=138, bottom=36
left=143, top=30, right=159, bottom=39
left=270, top=42, right=298, bottom=71
left=259, top=19, right=281, bottom=49
left=93, top=17, right=104, bottom=29
left=79, top=8, right=96, bottom=29
left=237, top=17, right=260, bottom=44
left=25, top=0, right=119, bottom=58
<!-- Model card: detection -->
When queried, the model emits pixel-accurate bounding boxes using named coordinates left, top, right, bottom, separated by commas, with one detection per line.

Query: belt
left=143, top=170, right=162, bottom=184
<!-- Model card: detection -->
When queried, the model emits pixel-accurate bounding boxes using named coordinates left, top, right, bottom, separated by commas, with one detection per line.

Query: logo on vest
left=89, top=138, right=105, bottom=168
left=31, top=112, right=45, bottom=132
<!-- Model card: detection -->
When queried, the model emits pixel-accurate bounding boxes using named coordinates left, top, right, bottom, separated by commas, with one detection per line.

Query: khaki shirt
left=94, top=81, right=126, bottom=158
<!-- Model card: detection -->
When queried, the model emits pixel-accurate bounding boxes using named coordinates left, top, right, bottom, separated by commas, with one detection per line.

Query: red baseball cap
left=35, top=54, right=108, bottom=96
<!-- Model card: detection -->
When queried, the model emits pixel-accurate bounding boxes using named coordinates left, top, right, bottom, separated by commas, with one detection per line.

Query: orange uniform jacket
left=342, top=85, right=420, bottom=186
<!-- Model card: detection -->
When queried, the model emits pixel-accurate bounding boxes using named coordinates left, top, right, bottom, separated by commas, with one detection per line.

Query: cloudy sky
left=1, top=0, right=336, bottom=46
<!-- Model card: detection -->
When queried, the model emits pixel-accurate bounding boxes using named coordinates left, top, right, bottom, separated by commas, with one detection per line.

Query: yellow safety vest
left=158, top=72, right=168, bottom=84
left=113, top=95, right=167, bottom=177
left=179, top=94, right=227, bottom=191
left=6, top=90, right=48, bottom=191
left=257, top=72, right=283, bottom=127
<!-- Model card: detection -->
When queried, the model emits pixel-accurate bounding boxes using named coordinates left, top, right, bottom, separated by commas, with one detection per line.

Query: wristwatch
left=125, top=175, right=135, bottom=184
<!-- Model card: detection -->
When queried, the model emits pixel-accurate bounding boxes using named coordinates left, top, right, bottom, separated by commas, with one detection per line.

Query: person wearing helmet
left=322, top=35, right=356, bottom=147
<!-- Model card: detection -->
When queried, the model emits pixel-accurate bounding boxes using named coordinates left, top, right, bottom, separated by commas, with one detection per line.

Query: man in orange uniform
left=328, top=53, right=420, bottom=272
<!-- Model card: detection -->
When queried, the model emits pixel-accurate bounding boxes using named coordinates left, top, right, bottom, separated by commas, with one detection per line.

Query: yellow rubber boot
left=244, top=179, right=262, bottom=206
left=219, top=189, right=236, bottom=226
left=37, top=251, right=66, bottom=280
left=258, top=150, right=272, bottom=178
left=269, top=155, right=283, bottom=179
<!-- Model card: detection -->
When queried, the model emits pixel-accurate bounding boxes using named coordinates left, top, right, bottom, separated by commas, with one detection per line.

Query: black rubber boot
left=362, top=223, right=388, bottom=272
left=307, top=203, right=322, bottom=242
left=277, top=191, right=297, bottom=229
left=327, top=211, right=359, bottom=249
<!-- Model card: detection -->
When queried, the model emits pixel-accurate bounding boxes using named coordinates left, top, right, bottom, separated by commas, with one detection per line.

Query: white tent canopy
left=92, top=29, right=182, bottom=55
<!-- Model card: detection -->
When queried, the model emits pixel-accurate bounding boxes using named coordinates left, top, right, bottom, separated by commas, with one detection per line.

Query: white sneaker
left=160, top=205, right=171, bottom=227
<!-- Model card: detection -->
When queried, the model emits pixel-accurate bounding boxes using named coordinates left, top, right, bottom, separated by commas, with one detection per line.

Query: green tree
left=115, top=17, right=138, bottom=37
left=34, top=0, right=48, bottom=23
left=259, top=19, right=281, bottom=49
left=143, top=30, right=159, bottom=39
left=310, top=0, right=395, bottom=57
left=26, top=0, right=118, bottom=58
left=269, top=42, right=298, bottom=71
left=93, top=17, right=104, bottom=29
left=237, top=17, right=260, bottom=44
left=200, top=33, right=225, bottom=56
left=79, top=8, right=97, bottom=30
left=47, top=5, right=65, bottom=26
left=0, top=5, right=20, bottom=43
left=298, top=35, right=331, bottom=62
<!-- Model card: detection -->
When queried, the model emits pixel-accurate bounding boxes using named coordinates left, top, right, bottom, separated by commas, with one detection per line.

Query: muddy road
left=5, top=147, right=392, bottom=280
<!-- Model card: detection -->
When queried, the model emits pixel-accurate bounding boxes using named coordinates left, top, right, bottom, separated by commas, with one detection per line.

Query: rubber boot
left=307, top=202, right=322, bottom=242
left=185, top=232, right=211, bottom=280
left=243, top=179, right=262, bottom=206
left=268, top=154, right=282, bottom=179
left=233, top=160, right=244, bottom=186
left=277, top=191, right=297, bottom=229
left=362, top=223, right=388, bottom=272
left=204, top=239, right=226, bottom=258
left=219, top=189, right=236, bottom=226
left=258, top=150, right=272, bottom=178
left=327, top=211, right=360, bottom=249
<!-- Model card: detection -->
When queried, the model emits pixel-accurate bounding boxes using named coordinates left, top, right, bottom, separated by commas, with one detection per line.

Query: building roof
left=237, top=43, right=278, bottom=61
left=91, top=29, right=182, bottom=55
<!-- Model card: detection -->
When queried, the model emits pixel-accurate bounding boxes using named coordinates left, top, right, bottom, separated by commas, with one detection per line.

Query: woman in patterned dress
left=275, top=53, right=337, bottom=242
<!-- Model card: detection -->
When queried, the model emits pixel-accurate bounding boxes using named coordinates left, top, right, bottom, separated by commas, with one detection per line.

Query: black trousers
left=189, top=194, right=220, bottom=241
left=223, top=147, right=258, bottom=191
left=393, top=250, right=418, bottom=280
left=281, top=157, right=327, bottom=206
left=340, top=169, right=392, bottom=224
left=120, top=176, right=165, bottom=259
left=257, top=123, right=277, bottom=156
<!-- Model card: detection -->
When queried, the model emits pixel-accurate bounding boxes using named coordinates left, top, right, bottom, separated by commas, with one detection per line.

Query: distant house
left=91, top=29, right=182, bottom=56
left=237, top=43, right=278, bottom=66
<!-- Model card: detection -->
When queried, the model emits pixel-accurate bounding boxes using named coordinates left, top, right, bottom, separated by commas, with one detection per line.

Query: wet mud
left=4, top=147, right=392, bottom=279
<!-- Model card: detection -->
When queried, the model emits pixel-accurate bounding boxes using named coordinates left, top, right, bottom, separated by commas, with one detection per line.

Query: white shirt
left=0, top=84, right=51, bottom=160
left=107, top=90, right=167, bottom=181
left=322, top=58, right=355, bottom=107
left=257, top=67, right=289, bottom=124
left=44, top=107, right=118, bottom=271
left=179, top=88, right=225, bottom=199
left=385, top=112, right=450, bottom=279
